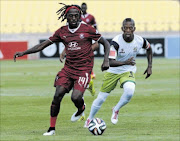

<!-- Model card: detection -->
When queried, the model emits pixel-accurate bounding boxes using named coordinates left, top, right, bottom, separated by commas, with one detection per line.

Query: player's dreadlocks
left=56, top=3, right=82, bottom=22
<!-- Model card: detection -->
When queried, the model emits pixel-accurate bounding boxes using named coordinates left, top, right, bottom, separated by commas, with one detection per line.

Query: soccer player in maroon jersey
left=14, top=3, right=110, bottom=136
left=81, top=2, right=97, bottom=29
left=59, top=3, right=99, bottom=97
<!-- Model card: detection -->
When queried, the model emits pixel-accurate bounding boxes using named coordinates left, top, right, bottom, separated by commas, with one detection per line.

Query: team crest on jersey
left=120, top=49, right=125, bottom=53
left=79, top=33, right=84, bottom=39
left=86, top=18, right=90, bottom=22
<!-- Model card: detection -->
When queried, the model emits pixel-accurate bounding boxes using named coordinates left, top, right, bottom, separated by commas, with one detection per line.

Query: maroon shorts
left=54, top=68, right=91, bottom=93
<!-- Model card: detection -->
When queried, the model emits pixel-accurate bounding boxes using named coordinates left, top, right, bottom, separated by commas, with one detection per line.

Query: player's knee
left=53, top=85, right=66, bottom=104
left=93, top=92, right=109, bottom=106
left=124, top=82, right=135, bottom=93
left=123, top=82, right=135, bottom=101
left=71, top=89, right=83, bottom=102
left=71, top=93, right=82, bottom=103
left=98, top=92, right=109, bottom=101
left=125, top=87, right=134, bottom=97
left=71, top=95, right=76, bottom=103
left=53, top=93, right=64, bottom=104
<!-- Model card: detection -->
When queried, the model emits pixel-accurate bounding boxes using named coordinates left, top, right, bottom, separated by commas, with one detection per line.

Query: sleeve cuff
left=48, top=39, right=53, bottom=43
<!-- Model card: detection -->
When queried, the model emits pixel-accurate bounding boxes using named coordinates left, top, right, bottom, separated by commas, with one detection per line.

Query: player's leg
left=84, top=91, right=109, bottom=127
left=91, top=71, right=96, bottom=79
left=111, top=82, right=135, bottom=124
left=43, top=85, right=67, bottom=135
left=71, top=89, right=86, bottom=121
left=43, top=69, right=72, bottom=135
left=111, top=71, right=136, bottom=124
left=84, top=72, right=119, bottom=127
left=87, top=75, right=95, bottom=96
left=71, top=71, right=91, bottom=122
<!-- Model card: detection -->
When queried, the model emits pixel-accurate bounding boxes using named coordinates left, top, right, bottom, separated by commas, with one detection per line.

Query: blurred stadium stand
left=1, top=0, right=179, bottom=34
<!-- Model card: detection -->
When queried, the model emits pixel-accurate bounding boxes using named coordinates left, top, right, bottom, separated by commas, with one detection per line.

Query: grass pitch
left=0, top=58, right=179, bottom=141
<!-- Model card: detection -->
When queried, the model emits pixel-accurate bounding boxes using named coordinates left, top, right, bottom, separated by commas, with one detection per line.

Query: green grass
left=0, top=58, right=179, bottom=141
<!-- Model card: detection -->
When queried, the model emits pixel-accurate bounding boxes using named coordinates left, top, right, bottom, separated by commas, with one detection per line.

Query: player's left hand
left=59, top=53, right=65, bottom=63
left=101, top=61, right=109, bottom=71
left=143, top=66, right=152, bottom=79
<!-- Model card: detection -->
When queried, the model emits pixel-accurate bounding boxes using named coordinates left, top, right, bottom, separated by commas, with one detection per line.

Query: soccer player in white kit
left=84, top=18, right=153, bottom=126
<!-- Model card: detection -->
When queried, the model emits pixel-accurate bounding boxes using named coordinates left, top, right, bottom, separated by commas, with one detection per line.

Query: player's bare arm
left=144, top=47, right=153, bottom=79
left=14, top=40, right=52, bottom=62
left=59, top=49, right=66, bottom=63
left=98, top=37, right=110, bottom=71
left=109, top=57, right=136, bottom=67
left=91, top=42, right=99, bottom=51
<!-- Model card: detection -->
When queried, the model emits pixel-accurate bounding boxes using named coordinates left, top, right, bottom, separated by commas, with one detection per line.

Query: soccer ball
left=88, top=118, right=106, bottom=135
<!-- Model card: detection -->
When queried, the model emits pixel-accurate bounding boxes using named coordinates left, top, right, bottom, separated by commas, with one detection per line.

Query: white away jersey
left=108, top=34, right=150, bottom=74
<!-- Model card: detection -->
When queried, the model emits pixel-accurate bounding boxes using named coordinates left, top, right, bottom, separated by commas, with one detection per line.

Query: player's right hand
left=14, top=52, right=24, bottom=62
left=125, top=57, right=136, bottom=65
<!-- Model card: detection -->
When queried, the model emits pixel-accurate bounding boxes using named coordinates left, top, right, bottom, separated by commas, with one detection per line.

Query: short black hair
left=56, top=3, right=82, bottom=22
left=81, top=2, right=87, bottom=6
left=123, top=18, right=135, bottom=26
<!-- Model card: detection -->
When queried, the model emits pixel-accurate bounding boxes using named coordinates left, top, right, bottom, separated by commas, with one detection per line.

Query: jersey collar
left=122, top=34, right=134, bottom=43
left=81, top=13, right=89, bottom=18
left=68, top=22, right=82, bottom=33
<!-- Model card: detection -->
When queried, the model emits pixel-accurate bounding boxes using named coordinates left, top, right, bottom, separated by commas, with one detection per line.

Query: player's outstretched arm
left=109, top=57, right=136, bottom=67
left=144, top=47, right=153, bottom=79
left=14, top=40, right=52, bottom=62
left=98, top=37, right=110, bottom=71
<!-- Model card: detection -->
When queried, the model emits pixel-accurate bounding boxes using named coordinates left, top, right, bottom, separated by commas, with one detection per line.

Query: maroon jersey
left=81, top=13, right=97, bottom=27
left=49, top=22, right=101, bottom=74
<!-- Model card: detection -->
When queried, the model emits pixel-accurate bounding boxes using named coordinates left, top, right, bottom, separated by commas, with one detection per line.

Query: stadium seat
left=1, top=1, right=179, bottom=33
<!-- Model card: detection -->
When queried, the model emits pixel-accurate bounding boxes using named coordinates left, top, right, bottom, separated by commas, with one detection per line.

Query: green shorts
left=100, top=71, right=136, bottom=93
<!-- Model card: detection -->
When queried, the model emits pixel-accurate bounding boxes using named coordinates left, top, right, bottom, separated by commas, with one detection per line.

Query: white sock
left=88, top=92, right=109, bottom=120
left=114, top=82, right=135, bottom=112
